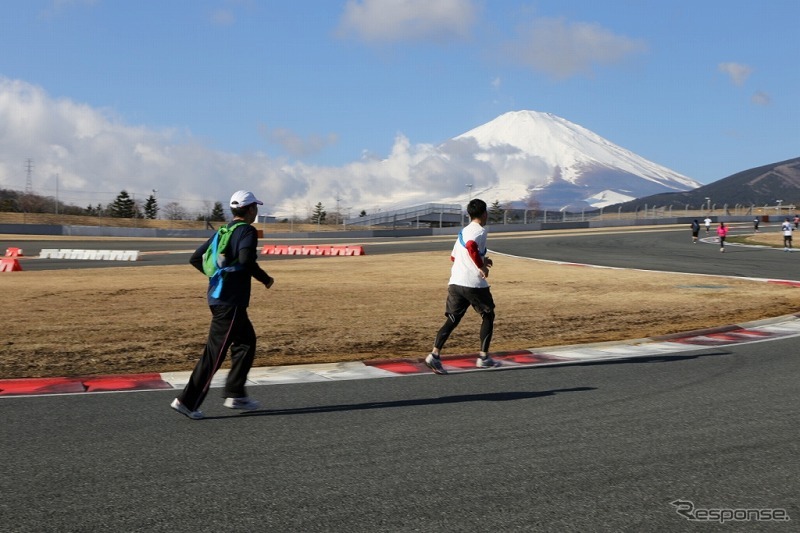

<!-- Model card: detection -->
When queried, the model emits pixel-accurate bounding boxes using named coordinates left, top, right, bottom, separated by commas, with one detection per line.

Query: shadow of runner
left=207, top=386, right=597, bottom=419
left=568, top=350, right=731, bottom=367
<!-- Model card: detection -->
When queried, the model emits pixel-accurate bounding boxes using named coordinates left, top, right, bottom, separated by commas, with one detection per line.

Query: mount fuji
left=447, top=110, right=701, bottom=210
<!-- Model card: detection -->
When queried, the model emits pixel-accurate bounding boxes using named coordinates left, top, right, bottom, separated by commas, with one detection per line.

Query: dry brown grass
left=0, top=212, right=362, bottom=233
left=3, top=249, right=800, bottom=379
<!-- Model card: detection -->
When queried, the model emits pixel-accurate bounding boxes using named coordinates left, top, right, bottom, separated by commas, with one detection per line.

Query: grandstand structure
left=345, top=203, right=465, bottom=228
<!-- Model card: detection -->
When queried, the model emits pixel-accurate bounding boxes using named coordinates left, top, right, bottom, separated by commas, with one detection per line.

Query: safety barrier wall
left=39, top=249, right=140, bottom=261
left=0, top=223, right=213, bottom=238
left=0, top=214, right=778, bottom=240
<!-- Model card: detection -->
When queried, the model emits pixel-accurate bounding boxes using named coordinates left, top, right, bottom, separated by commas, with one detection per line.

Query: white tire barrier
left=39, top=249, right=140, bottom=261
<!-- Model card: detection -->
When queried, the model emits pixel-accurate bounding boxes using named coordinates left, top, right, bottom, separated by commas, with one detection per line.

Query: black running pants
left=178, top=305, right=256, bottom=411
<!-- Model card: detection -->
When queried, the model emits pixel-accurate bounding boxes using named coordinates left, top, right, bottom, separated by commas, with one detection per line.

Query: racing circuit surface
left=1, top=224, right=798, bottom=531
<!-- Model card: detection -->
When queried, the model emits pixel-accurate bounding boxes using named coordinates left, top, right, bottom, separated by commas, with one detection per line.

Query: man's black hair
left=231, top=204, right=253, bottom=219
left=467, top=198, right=487, bottom=220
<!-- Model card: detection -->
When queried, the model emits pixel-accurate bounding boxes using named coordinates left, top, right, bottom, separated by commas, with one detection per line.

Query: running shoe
left=424, top=353, right=447, bottom=375
left=476, top=355, right=501, bottom=369
left=170, top=398, right=204, bottom=420
left=223, top=397, right=261, bottom=410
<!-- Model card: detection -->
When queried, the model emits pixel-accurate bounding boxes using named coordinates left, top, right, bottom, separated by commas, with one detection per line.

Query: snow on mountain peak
left=451, top=110, right=700, bottom=209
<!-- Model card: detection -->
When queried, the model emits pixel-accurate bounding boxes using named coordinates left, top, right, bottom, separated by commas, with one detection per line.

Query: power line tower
left=25, top=158, right=34, bottom=194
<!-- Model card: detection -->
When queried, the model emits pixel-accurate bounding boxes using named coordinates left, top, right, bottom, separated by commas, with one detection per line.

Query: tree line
left=0, top=188, right=227, bottom=222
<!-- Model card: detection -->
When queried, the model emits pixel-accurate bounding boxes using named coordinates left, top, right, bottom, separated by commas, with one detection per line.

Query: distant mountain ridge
left=450, top=110, right=701, bottom=210
left=608, top=156, right=800, bottom=211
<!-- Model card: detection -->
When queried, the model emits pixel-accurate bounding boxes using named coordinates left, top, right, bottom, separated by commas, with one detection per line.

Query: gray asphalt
left=1, top=224, right=798, bottom=532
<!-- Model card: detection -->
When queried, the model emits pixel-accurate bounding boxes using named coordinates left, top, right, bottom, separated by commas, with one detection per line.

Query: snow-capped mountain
left=450, top=110, right=701, bottom=210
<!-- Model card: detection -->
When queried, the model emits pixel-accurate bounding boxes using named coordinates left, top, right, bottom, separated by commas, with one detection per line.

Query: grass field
left=2, top=230, right=799, bottom=379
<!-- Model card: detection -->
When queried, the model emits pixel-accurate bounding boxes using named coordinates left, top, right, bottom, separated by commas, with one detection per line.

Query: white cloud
left=751, top=91, right=772, bottom=106
left=503, top=17, right=647, bottom=79
left=0, top=77, right=505, bottom=218
left=0, top=78, right=304, bottom=213
left=336, top=0, right=478, bottom=43
left=718, top=62, right=753, bottom=86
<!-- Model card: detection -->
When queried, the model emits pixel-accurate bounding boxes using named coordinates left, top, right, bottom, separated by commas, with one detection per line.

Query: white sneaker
left=223, top=397, right=261, bottom=410
left=171, top=398, right=204, bottom=420
left=476, top=355, right=501, bottom=369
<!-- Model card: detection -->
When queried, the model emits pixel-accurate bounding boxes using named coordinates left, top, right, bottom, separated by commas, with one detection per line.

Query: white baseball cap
left=229, top=190, right=263, bottom=208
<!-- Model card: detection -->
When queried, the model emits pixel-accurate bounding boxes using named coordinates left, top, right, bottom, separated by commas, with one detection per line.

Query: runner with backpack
left=171, top=190, right=274, bottom=420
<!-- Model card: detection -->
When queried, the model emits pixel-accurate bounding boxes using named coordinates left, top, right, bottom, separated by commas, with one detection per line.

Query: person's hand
left=484, top=257, right=493, bottom=268
left=480, top=266, right=490, bottom=279
left=265, top=276, right=275, bottom=289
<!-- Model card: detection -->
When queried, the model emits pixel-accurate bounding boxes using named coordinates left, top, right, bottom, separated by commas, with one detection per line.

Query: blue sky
left=0, top=0, right=797, bottom=216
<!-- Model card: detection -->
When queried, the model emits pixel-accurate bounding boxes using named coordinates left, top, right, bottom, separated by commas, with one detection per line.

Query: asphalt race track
left=1, top=224, right=798, bottom=531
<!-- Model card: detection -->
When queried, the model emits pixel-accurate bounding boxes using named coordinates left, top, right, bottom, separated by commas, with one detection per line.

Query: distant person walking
left=425, top=198, right=501, bottom=375
left=704, top=217, right=712, bottom=234
left=782, top=217, right=794, bottom=252
left=691, top=219, right=700, bottom=243
left=717, top=221, right=729, bottom=252
left=753, top=217, right=760, bottom=233
left=170, top=190, right=275, bottom=420
left=794, top=215, right=799, bottom=229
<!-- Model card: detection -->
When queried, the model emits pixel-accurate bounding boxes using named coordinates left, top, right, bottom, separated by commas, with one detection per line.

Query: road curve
left=1, top=225, right=797, bottom=532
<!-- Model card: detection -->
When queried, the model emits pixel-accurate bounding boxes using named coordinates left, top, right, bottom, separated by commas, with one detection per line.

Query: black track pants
left=178, top=305, right=256, bottom=411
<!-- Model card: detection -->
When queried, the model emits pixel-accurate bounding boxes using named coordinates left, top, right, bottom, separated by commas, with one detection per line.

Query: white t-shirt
left=449, top=221, right=489, bottom=288
left=782, top=222, right=793, bottom=236
left=704, top=218, right=712, bottom=227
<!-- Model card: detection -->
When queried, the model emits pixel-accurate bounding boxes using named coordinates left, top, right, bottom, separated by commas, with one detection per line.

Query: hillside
left=608, top=157, right=800, bottom=211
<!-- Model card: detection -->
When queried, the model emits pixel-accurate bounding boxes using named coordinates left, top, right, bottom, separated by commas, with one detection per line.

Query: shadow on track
left=567, top=350, right=731, bottom=368
left=204, top=386, right=597, bottom=419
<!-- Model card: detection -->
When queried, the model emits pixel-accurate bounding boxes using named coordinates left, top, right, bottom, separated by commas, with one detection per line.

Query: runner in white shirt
left=425, top=199, right=501, bottom=374
left=782, top=218, right=793, bottom=252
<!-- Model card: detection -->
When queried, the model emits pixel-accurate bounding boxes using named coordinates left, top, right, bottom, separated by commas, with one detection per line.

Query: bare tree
left=163, top=201, right=188, bottom=220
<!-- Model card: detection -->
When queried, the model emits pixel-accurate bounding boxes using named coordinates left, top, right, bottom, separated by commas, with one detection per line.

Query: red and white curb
left=3, top=314, right=800, bottom=397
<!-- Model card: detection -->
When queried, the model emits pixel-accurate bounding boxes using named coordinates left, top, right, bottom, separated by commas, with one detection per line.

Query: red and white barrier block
left=261, top=244, right=365, bottom=256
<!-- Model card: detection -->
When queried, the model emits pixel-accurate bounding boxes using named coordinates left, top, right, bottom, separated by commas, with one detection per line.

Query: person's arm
left=239, top=247, right=274, bottom=287
left=189, top=238, right=211, bottom=273
left=236, top=226, right=274, bottom=288
left=465, top=233, right=491, bottom=277
left=464, top=240, right=485, bottom=269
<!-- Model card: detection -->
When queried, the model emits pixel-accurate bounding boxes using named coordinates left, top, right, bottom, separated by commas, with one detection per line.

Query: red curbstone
left=0, top=373, right=172, bottom=396
left=0, top=377, right=86, bottom=396
left=5, top=247, right=23, bottom=257
left=82, top=373, right=172, bottom=392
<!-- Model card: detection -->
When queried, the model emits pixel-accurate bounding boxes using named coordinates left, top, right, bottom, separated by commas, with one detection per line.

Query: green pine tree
left=209, top=201, right=226, bottom=222
left=109, top=190, right=136, bottom=218
left=311, top=202, right=327, bottom=224
left=143, top=194, right=159, bottom=219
